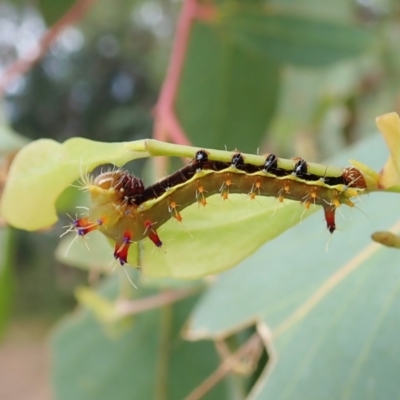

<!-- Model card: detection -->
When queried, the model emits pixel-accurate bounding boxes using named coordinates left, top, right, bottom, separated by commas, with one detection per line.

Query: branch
left=152, top=0, right=216, bottom=178
left=115, top=287, right=199, bottom=317
left=184, top=332, right=263, bottom=400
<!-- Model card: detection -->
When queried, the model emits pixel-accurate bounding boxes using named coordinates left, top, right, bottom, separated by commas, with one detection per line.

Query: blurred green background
left=1, top=0, right=400, bottom=399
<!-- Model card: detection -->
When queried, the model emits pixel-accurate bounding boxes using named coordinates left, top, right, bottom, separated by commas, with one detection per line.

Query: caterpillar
left=64, top=150, right=367, bottom=266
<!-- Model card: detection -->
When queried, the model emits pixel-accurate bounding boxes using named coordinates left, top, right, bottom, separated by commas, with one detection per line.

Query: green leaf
left=267, top=0, right=355, bottom=22
left=0, top=138, right=150, bottom=230
left=2, top=137, right=325, bottom=278
left=54, top=176, right=316, bottom=279
left=214, top=7, right=374, bottom=67
left=187, top=134, right=400, bottom=398
left=176, top=22, right=280, bottom=151
left=139, top=196, right=314, bottom=278
left=375, top=112, right=400, bottom=189
left=51, top=278, right=226, bottom=400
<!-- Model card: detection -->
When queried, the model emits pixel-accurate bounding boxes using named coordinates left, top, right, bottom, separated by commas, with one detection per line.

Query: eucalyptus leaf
left=176, top=22, right=280, bottom=152
left=187, top=135, right=400, bottom=398
left=139, top=195, right=315, bottom=278
left=51, top=278, right=226, bottom=400
left=214, top=8, right=373, bottom=67
left=2, top=137, right=331, bottom=279
left=0, top=138, right=149, bottom=230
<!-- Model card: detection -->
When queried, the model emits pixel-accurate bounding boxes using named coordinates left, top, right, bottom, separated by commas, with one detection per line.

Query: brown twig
left=184, top=332, right=263, bottom=400
left=0, top=0, right=98, bottom=96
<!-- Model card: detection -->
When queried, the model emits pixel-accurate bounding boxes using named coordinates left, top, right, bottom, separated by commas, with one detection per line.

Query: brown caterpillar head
left=92, top=171, right=144, bottom=202
left=342, top=167, right=367, bottom=188
left=83, top=170, right=145, bottom=235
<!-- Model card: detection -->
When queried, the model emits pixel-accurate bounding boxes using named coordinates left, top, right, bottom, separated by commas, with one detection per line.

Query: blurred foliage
left=6, top=0, right=158, bottom=143
left=38, top=0, right=76, bottom=25
left=2, top=0, right=400, bottom=399
left=8, top=30, right=156, bottom=143
left=176, top=2, right=375, bottom=152
left=51, top=279, right=227, bottom=400
left=0, top=228, right=14, bottom=339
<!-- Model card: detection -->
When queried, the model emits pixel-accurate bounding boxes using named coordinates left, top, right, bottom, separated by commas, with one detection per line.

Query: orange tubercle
left=169, top=200, right=183, bottom=222
left=196, top=185, right=207, bottom=206
left=284, top=182, right=290, bottom=193
left=173, top=210, right=183, bottom=222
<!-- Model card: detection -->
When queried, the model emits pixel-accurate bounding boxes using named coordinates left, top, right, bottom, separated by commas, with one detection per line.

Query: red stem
left=153, top=0, right=216, bottom=177
left=154, top=0, right=197, bottom=145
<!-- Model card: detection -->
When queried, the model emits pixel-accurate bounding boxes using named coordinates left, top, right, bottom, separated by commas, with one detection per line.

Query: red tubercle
left=323, top=205, right=336, bottom=234
left=114, top=230, right=133, bottom=265
left=148, top=231, right=163, bottom=248
left=114, top=243, right=129, bottom=265
left=144, top=220, right=163, bottom=248
left=74, top=217, right=100, bottom=236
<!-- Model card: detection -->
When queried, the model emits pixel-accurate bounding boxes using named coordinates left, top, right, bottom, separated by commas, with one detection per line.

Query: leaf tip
left=371, top=231, right=400, bottom=249
left=375, top=112, right=400, bottom=189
